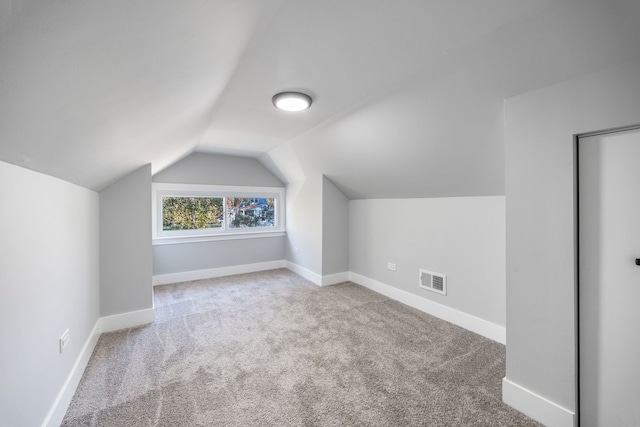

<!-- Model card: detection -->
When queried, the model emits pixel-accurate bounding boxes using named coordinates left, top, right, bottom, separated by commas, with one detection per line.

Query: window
left=227, top=198, right=276, bottom=229
left=162, top=196, right=224, bottom=231
left=152, top=184, right=285, bottom=245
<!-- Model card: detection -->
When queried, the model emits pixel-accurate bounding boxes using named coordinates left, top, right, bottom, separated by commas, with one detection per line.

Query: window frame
left=152, top=183, right=285, bottom=245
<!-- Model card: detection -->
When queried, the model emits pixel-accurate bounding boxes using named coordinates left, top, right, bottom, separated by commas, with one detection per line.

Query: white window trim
left=152, top=183, right=286, bottom=245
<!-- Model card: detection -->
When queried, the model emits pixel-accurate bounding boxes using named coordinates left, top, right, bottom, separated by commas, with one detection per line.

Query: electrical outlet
left=59, top=329, right=70, bottom=354
left=387, top=262, right=397, bottom=271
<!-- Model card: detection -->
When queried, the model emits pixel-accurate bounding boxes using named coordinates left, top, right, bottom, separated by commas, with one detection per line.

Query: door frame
left=574, top=123, right=640, bottom=426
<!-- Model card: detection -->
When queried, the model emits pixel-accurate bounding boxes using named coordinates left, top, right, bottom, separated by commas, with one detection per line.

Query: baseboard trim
left=152, top=260, right=287, bottom=286
left=321, top=271, right=350, bottom=286
left=349, top=272, right=506, bottom=344
left=100, top=308, right=155, bottom=333
left=153, top=261, right=348, bottom=288
left=284, top=261, right=348, bottom=287
left=42, top=320, right=101, bottom=427
left=284, top=261, right=323, bottom=285
left=502, top=378, right=575, bottom=427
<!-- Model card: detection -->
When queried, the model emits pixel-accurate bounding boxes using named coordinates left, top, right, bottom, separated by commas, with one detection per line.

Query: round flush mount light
left=272, top=91, right=312, bottom=112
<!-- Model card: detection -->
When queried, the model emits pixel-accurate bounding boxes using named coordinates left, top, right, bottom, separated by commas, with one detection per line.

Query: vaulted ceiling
left=2, top=0, right=639, bottom=197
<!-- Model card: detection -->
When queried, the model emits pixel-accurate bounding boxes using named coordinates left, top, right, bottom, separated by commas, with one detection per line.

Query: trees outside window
left=162, top=196, right=223, bottom=231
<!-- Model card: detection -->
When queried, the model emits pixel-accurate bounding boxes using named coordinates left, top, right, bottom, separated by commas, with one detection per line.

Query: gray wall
left=154, top=238, right=285, bottom=275
left=152, top=152, right=285, bottom=276
left=153, top=152, right=284, bottom=187
left=0, top=161, right=100, bottom=427
left=322, top=176, right=349, bottom=275
left=100, top=164, right=153, bottom=316
left=349, top=196, right=506, bottom=326
left=505, top=59, right=640, bottom=413
left=285, top=175, right=350, bottom=277
left=285, top=176, right=323, bottom=274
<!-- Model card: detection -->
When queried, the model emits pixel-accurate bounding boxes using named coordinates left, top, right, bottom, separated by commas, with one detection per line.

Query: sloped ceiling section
left=1, top=0, right=640, bottom=196
left=0, top=0, right=281, bottom=190
left=256, top=0, right=640, bottom=198
left=197, top=0, right=545, bottom=156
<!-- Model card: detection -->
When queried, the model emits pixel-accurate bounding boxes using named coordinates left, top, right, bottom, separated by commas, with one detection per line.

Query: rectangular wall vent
left=419, top=269, right=447, bottom=295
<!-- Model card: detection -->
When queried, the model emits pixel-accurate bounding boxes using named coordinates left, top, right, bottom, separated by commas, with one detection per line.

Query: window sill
left=152, top=230, right=286, bottom=246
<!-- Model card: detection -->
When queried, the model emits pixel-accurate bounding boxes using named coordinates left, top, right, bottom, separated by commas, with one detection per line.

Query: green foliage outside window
left=162, top=196, right=223, bottom=231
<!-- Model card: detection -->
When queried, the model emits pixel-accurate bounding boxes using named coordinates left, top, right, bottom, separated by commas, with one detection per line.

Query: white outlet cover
left=60, top=329, right=70, bottom=353
left=387, top=262, right=397, bottom=271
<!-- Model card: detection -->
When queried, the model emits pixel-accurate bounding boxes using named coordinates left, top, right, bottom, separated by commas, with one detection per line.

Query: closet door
left=578, top=127, right=640, bottom=426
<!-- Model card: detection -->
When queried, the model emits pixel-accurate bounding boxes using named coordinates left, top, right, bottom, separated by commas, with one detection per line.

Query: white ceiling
left=197, top=0, right=545, bottom=154
left=1, top=0, right=639, bottom=196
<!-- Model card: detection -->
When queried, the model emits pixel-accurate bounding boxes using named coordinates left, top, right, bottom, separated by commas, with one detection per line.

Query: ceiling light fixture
left=272, top=91, right=312, bottom=112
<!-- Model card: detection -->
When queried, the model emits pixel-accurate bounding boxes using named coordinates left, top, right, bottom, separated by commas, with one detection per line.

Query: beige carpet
left=62, top=269, right=540, bottom=426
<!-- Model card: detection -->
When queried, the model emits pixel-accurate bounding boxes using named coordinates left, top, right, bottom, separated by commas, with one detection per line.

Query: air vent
left=419, top=269, right=447, bottom=295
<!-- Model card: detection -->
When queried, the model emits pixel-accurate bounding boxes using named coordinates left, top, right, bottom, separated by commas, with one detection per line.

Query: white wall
left=504, top=58, right=640, bottom=425
left=349, top=196, right=506, bottom=327
left=100, top=164, right=153, bottom=316
left=152, top=153, right=286, bottom=277
left=0, top=161, right=100, bottom=427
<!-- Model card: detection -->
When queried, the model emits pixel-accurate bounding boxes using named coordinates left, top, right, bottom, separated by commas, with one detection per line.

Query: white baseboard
left=42, top=320, right=101, bottom=427
left=349, top=272, right=506, bottom=344
left=152, top=260, right=286, bottom=286
left=284, top=261, right=348, bottom=287
left=99, top=308, right=155, bottom=333
left=153, top=260, right=348, bottom=288
left=502, top=378, right=575, bottom=427
left=285, top=261, right=323, bottom=285
left=321, top=271, right=350, bottom=286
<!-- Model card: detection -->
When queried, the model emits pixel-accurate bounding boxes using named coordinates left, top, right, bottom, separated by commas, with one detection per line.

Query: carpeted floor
left=62, top=269, right=540, bottom=426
